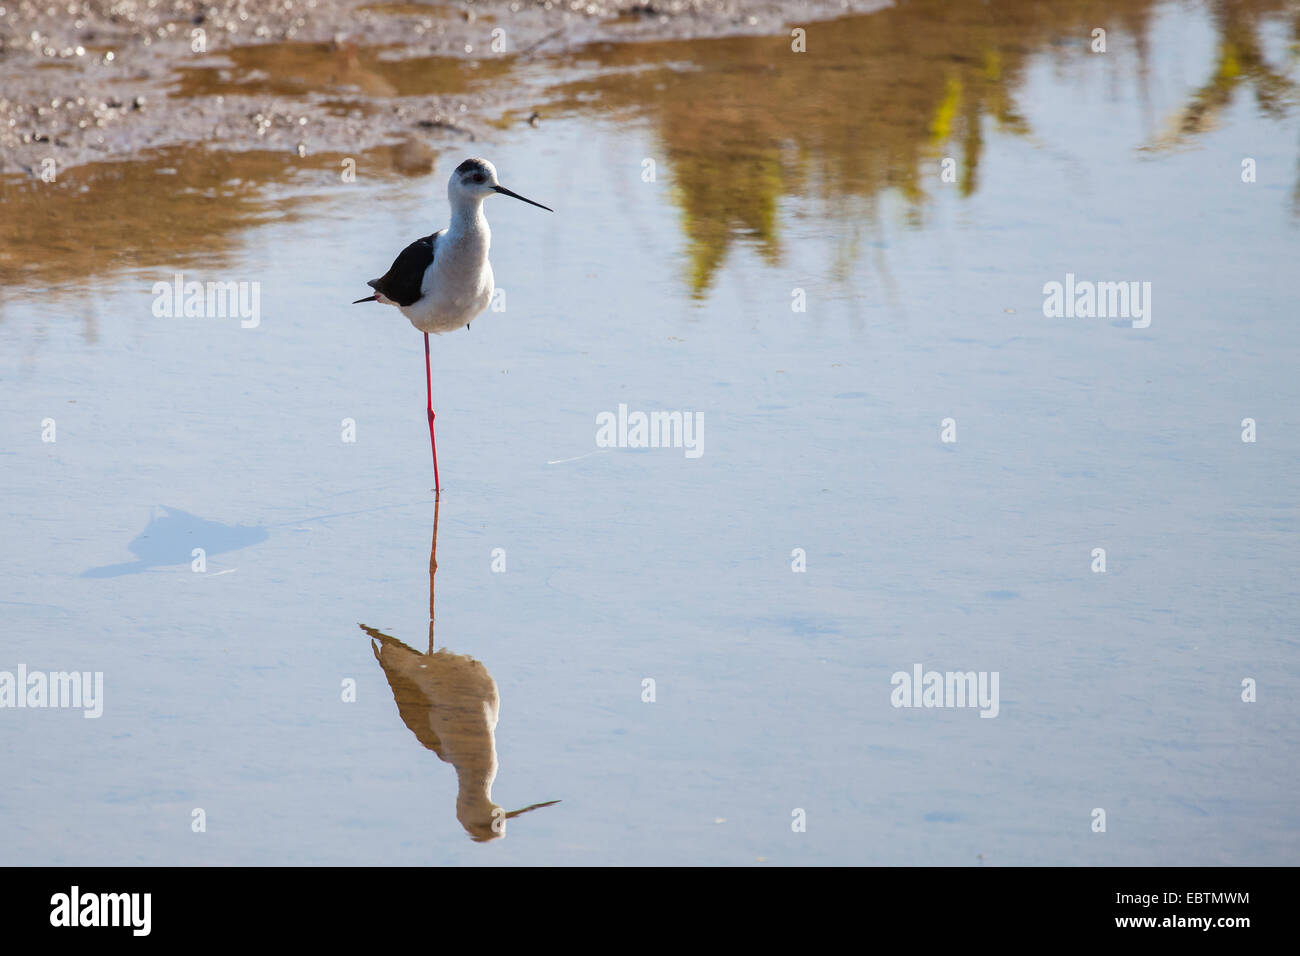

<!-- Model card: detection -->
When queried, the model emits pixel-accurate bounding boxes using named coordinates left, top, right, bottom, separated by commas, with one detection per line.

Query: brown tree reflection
left=545, top=0, right=1297, bottom=296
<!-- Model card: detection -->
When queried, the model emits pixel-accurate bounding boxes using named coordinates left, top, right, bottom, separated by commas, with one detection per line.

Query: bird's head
left=450, top=157, right=552, bottom=211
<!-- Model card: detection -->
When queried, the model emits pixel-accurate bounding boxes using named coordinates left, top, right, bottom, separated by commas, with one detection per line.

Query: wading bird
left=353, top=158, right=552, bottom=492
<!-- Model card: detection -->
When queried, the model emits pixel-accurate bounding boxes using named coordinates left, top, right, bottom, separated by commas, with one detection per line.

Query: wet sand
left=0, top=0, right=885, bottom=174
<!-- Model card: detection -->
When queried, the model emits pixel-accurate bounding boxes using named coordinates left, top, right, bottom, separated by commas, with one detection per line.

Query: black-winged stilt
left=353, top=158, right=552, bottom=492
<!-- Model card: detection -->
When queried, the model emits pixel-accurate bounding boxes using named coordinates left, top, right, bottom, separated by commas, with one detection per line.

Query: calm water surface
left=1, top=0, right=1298, bottom=864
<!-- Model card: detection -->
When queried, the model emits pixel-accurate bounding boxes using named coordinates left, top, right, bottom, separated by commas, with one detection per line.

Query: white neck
left=448, top=193, right=489, bottom=240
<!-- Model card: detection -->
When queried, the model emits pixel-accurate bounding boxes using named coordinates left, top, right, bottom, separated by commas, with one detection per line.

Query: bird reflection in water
left=360, top=498, right=559, bottom=842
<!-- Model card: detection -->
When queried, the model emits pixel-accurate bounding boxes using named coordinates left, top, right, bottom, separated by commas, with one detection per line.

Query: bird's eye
left=472, top=173, right=486, bottom=184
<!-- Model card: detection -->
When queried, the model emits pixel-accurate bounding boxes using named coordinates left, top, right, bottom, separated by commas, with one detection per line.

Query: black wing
left=367, top=232, right=439, bottom=307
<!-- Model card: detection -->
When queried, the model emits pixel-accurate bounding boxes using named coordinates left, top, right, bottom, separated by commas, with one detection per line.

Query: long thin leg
left=424, top=332, right=440, bottom=493
left=427, top=495, right=439, bottom=654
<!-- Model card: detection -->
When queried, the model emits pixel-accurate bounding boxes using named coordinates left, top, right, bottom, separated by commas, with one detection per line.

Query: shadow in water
left=82, top=505, right=268, bottom=578
left=360, top=498, right=559, bottom=843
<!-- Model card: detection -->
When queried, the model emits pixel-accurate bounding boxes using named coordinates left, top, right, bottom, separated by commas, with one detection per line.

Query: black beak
left=493, top=184, right=553, bottom=212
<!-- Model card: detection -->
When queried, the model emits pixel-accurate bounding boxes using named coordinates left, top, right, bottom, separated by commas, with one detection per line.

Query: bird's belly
left=401, top=260, right=493, bottom=334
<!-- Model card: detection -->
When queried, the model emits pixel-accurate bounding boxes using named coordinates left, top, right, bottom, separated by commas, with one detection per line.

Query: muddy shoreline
left=0, top=0, right=882, bottom=176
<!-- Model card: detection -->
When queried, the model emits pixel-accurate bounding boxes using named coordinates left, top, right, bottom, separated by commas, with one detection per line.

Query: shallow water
left=2, top=0, right=1298, bottom=865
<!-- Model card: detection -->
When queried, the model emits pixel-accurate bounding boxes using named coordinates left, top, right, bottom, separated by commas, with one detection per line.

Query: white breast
left=401, top=231, right=494, bottom=334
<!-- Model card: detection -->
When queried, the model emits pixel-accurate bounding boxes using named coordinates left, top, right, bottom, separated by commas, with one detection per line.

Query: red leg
left=424, top=332, right=440, bottom=493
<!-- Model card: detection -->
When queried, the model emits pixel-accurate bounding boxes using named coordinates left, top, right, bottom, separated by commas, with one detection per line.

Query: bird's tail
left=352, top=294, right=378, bottom=304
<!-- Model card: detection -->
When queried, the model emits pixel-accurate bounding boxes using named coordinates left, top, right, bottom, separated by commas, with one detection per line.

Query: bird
left=353, top=158, right=552, bottom=492
left=360, top=497, right=560, bottom=841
